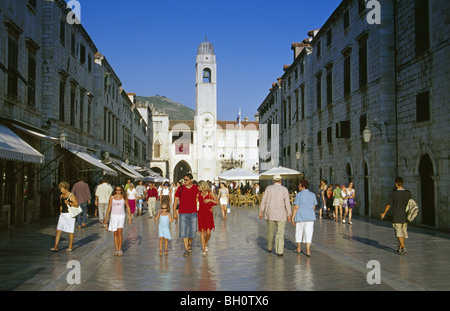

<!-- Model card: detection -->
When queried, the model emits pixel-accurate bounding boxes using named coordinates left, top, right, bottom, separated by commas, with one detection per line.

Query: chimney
left=291, top=42, right=305, bottom=59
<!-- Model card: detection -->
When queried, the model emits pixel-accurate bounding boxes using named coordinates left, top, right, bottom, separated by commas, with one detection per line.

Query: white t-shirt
left=95, top=183, right=113, bottom=204
left=127, top=188, right=137, bottom=200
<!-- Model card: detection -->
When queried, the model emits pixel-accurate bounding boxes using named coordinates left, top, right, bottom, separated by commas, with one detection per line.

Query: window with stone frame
left=343, top=53, right=351, bottom=96
left=416, top=91, right=430, bottom=123
left=316, top=73, right=322, bottom=110
left=60, top=18, right=65, bottom=46
left=154, top=141, right=161, bottom=158
left=358, top=33, right=369, bottom=88
left=343, top=9, right=350, bottom=30
left=7, top=36, right=19, bottom=97
left=326, top=64, right=333, bottom=105
left=415, top=0, right=430, bottom=56
left=327, top=126, right=333, bottom=143
left=59, top=78, right=66, bottom=121
left=27, top=52, right=36, bottom=107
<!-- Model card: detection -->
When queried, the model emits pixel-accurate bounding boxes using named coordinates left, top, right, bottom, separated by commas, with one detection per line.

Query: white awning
left=216, top=168, right=259, bottom=181
left=0, top=124, right=44, bottom=164
left=112, top=163, right=137, bottom=178
left=9, top=123, right=59, bottom=142
left=67, top=149, right=117, bottom=176
left=120, top=162, right=145, bottom=178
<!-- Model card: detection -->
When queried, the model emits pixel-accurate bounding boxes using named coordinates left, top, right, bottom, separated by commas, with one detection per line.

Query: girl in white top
left=343, top=182, right=356, bottom=224
left=127, top=184, right=137, bottom=217
left=218, top=182, right=229, bottom=220
left=160, top=182, right=171, bottom=207
left=104, top=186, right=131, bottom=256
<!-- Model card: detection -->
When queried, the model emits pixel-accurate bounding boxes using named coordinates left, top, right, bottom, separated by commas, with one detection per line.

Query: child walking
left=155, top=203, right=173, bottom=256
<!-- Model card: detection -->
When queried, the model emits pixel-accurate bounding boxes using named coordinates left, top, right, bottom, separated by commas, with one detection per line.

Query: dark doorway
left=419, top=154, right=435, bottom=226
left=150, top=167, right=163, bottom=176
left=346, top=163, right=352, bottom=184
left=364, top=162, right=369, bottom=216
left=173, top=161, right=192, bottom=183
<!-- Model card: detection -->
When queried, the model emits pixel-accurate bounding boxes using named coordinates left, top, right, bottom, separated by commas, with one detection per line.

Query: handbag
left=67, top=193, right=82, bottom=218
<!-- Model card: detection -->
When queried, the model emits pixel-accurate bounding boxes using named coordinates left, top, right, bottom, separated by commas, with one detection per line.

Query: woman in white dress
left=343, top=182, right=356, bottom=224
left=104, top=186, right=131, bottom=256
left=218, top=182, right=229, bottom=220
left=50, top=182, right=79, bottom=252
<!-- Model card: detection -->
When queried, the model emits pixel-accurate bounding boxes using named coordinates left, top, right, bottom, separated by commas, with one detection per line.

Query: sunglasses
left=115, top=189, right=122, bottom=191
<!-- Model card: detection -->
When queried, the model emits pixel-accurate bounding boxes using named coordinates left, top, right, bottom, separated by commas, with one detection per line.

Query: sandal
left=49, top=248, right=58, bottom=252
left=66, top=248, right=73, bottom=252
left=183, top=250, right=190, bottom=257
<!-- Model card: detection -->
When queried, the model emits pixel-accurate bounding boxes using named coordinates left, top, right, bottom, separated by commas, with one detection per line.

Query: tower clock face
left=200, top=112, right=215, bottom=128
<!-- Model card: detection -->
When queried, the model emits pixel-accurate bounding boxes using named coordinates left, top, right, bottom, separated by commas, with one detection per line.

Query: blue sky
left=78, top=0, right=342, bottom=121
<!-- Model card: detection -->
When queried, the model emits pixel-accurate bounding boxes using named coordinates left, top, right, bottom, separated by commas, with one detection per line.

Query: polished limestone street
left=1, top=205, right=449, bottom=291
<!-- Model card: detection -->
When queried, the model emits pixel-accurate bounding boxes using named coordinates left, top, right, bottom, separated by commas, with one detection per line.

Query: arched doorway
left=363, top=162, right=369, bottom=216
left=151, top=167, right=163, bottom=176
left=419, top=154, right=435, bottom=227
left=173, top=161, right=192, bottom=183
left=346, top=163, right=352, bottom=184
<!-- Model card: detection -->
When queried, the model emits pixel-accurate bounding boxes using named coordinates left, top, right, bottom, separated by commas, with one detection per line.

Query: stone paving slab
left=0, top=206, right=449, bottom=291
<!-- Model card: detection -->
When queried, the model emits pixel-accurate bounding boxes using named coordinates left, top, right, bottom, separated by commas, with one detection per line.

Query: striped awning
left=120, top=162, right=145, bottom=178
left=112, top=163, right=137, bottom=178
left=67, top=149, right=117, bottom=176
left=0, top=124, right=44, bottom=164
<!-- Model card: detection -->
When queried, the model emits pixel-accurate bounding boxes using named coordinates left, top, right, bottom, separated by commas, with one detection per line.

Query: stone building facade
left=258, top=0, right=450, bottom=230
left=0, top=0, right=149, bottom=229
left=394, top=0, right=450, bottom=229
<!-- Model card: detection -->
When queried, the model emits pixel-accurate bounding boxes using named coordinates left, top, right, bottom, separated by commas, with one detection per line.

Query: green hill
left=136, top=95, right=195, bottom=120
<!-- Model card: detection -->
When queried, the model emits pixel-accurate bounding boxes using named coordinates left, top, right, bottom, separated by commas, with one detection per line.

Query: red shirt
left=175, top=184, right=199, bottom=214
left=147, top=187, right=158, bottom=200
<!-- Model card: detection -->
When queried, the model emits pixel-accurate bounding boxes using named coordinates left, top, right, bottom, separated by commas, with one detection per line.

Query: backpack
left=405, top=199, right=419, bottom=222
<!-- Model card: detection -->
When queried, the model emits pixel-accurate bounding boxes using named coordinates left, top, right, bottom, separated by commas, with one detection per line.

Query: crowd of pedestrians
left=48, top=173, right=224, bottom=257
left=259, top=176, right=414, bottom=257
left=48, top=173, right=414, bottom=258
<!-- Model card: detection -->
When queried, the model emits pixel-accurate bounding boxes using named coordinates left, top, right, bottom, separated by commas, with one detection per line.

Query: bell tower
left=195, top=39, right=217, bottom=181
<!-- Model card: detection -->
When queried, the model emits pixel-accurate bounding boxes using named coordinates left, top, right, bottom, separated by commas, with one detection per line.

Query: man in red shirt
left=173, top=173, right=199, bottom=256
left=147, top=182, right=158, bottom=218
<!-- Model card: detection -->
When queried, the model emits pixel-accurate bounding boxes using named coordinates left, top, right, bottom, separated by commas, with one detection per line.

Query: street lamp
left=295, top=151, right=301, bottom=170
left=362, top=125, right=372, bottom=143
left=59, top=130, right=68, bottom=142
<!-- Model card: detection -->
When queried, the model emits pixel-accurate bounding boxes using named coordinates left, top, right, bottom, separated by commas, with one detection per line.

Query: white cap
left=273, top=174, right=282, bottom=180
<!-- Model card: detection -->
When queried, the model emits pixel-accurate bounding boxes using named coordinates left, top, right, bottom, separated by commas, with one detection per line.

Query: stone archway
left=151, top=167, right=163, bottom=176
left=173, top=160, right=192, bottom=183
left=363, top=161, right=370, bottom=216
left=419, top=154, right=435, bottom=227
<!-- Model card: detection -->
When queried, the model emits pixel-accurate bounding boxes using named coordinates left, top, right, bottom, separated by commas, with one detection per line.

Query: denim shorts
left=179, top=213, right=197, bottom=239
